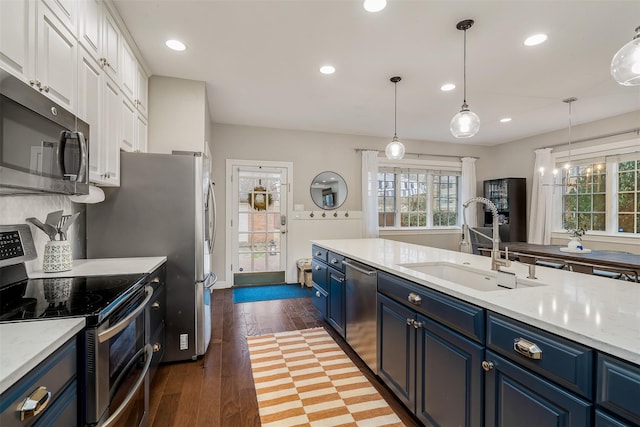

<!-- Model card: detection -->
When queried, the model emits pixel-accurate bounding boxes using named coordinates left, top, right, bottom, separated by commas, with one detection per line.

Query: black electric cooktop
left=0, top=272, right=146, bottom=325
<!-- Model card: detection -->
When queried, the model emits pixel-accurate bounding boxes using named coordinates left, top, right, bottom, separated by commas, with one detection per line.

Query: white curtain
left=529, top=148, right=554, bottom=244
left=361, top=150, right=379, bottom=238
left=460, top=157, right=477, bottom=227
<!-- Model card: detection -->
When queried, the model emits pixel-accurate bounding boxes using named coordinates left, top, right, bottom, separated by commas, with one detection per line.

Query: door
left=229, top=161, right=291, bottom=285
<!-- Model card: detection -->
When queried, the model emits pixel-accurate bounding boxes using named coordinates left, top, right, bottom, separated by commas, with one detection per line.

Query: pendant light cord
left=394, top=81, right=398, bottom=138
left=463, top=28, right=467, bottom=104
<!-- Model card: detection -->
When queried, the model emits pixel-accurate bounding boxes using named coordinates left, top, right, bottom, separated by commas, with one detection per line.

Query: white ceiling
left=113, top=0, right=640, bottom=146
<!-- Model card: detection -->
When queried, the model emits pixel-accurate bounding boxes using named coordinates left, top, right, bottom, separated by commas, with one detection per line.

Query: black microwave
left=0, top=69, right=89, bottom=196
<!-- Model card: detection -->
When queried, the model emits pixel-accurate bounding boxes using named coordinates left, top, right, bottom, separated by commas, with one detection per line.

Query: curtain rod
left=354, top=148, right=478, bottom=160
left=546, top=128, right=640, bottom=149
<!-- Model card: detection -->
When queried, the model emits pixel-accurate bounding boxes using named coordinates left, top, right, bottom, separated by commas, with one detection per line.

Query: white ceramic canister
left=43, top=240, right=73, bottom=272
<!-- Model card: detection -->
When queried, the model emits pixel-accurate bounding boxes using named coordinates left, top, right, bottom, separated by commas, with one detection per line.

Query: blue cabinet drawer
left=595, top=409, right=633, bottom=427
left=312, top=245, right=327, bottom=262
left=312, top=284, right=327, bottom=318
left=597, top=354, right=640, bottom=426
left=487, top=312, right=593, bottom=399
left=312, top=259, right=328, bottom=292
left=377, top=271, right=484, bottom=343
left=327, top=251, right=345, bottom=273
left=0, top=338, right=77, bottom=427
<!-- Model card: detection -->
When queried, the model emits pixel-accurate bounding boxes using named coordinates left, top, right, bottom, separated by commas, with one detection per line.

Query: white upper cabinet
left=78, top=0, right=101, bottom=59
left=0, top=0, right=35, bottom=79
left=41, top=0, right=77, bottom=35
left=135, top=62, right=148, bottom=117
left=102, top=75, right=121, bottom=185
left=77, top=46, right=103, bottom=183
left=101, top=9, right=120, bottom=83
left=121, top=96, right=136, bottom=152
left=35, top=1, right=77, bottom=110
left=120, top=40, right=136, bottom=102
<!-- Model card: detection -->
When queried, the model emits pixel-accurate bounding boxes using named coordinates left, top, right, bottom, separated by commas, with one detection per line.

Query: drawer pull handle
left=407, top=293, right=422, bottom=305
left=151, top=301, right=161, bottom=310
left=331, top=258, right=339, bottom=264
left=413, top=320, right=423, bottom=329
left=315, top=265, right=321, bottom=271
left=19, top=386, right=51, bottom=421
left=406, top=318, right=413, bottom=326
left=316, top=291, right=321, bottom=297
left=153, top=343, right=162, bottom=353
left=482, top=361, right=494, bottom=372
left=315, top=251, right=322, bottom=256
left=151, top=277, right=160, bottom=284
left=514, top=338, right=543, bottom=360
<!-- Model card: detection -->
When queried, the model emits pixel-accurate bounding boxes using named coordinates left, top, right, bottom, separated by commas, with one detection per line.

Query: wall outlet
left=180, top=333, right=188, bottom=350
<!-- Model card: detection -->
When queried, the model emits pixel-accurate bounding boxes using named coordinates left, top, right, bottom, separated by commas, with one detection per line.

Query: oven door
left=83, top=286, right=153, bottom=427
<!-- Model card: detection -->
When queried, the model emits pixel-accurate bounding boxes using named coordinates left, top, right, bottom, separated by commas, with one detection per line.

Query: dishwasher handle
left=343, top=260, right=377, bottom=276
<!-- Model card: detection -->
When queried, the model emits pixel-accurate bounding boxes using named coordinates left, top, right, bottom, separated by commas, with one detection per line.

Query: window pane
left=618, top=160, right=635, bottom=171
left=561, top=163, right=606, bottom=232
left=618, top=171, right=635, bottom=192
left=618, top=214, right=634, bottom=233
left=593, top=194, right=606, bottom=212
left=619, top=193, right=634, bottom=212
left=592, top=213, right=606, bottom=231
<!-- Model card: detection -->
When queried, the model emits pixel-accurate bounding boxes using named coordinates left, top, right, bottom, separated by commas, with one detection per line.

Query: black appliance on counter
left=0, top=224, right=162, bottom=427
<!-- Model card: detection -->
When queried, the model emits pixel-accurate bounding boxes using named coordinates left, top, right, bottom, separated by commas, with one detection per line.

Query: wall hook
left=345, top=211, right=349, bottom=217
left=333, top=212, right=338, bottom=217
left=322, top=212, right=326, bottom=218
left=309, top=211, right=314, bottom=218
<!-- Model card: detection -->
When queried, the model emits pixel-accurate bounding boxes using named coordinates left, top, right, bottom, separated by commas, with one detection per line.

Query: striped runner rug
left=247, top=327, right=405, bottom=427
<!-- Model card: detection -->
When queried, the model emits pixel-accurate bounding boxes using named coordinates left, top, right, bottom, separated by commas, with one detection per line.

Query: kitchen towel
left=247, top=327, right=404, bottom=427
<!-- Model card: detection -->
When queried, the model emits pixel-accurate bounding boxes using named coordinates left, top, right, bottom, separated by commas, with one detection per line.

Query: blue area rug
left=232, top=284, right=313, bottom=304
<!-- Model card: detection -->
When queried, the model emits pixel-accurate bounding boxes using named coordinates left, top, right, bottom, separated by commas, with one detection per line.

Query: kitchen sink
left=398, top=262, right=546, bottom=292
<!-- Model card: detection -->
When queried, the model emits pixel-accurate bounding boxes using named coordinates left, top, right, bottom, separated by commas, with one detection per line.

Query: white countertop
left=1, top=256, right=167, bottom=395
left=313, top=238, right=640, bottom=365
left=28, top=256, right=167, bottom=278
left=0, top=318, right=85, bottom=394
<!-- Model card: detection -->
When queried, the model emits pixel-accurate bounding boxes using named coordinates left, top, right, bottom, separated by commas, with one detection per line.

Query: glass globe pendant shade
left=385, top=137, right=405, bottom=160
left=450, top=103, right=480, bottom=138
left=611, top=26, right=640, bottom=86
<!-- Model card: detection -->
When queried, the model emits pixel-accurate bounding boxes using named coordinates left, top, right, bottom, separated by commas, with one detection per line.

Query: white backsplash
left=0, top=195, right=85, bottom=273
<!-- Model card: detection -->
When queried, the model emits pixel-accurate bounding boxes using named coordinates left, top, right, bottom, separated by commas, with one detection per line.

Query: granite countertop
left=0, top=318, right=85, bottom=394
left=312, top=238, right=640, bottom=365
left=0, top=256, right=168, bottom=395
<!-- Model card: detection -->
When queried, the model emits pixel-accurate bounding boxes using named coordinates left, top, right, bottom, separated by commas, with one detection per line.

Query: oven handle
left=98, top=286, right=153, bottom=343
left=100, top=344, right=153, bottom=427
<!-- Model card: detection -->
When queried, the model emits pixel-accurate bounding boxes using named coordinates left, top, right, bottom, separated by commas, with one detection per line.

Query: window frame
left=377, top=158, right=462, bottom=230
left=551, top=137, right=640, bottom=239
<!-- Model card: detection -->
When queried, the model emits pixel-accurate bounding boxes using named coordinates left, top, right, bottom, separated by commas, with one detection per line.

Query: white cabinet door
left=41, top=0, right=77, bottom=35
left=135, top=62, right=148, bottom=117
left=136, top=114, right=148, bottom=153
left=77, top=47, right=104, bottom=183
left=103, top=77, right=120, bottom=185
left=0, top=0, right=35, bottom=80
left=36, top=2, right=77, bottom=110
left=101, top=9, right=120, bottom=83
left=120, top=97, right=136, bottom=152
left=78, top=0, right=101, bottom=60
left=120, top=41, right=136, bottom=103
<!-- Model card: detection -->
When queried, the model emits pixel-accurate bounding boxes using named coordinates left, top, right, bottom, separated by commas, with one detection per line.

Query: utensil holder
left=43, top=240, right=72, bottom=272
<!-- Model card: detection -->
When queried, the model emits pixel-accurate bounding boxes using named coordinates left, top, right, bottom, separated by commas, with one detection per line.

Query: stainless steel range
left=0, top=224, right=157, bottom=426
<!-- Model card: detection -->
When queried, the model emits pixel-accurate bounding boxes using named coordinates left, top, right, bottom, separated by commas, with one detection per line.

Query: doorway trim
left=225, top=158, right=293, bottom=285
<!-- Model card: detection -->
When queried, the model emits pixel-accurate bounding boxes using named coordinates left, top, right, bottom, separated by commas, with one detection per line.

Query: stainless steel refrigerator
left=87, top=151, right=217, bottom=362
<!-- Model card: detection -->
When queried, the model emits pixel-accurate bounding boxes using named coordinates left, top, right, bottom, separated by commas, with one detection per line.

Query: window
left=377, top=166, right=460, bottom=228
left=552, top=138, right=640, bottom=236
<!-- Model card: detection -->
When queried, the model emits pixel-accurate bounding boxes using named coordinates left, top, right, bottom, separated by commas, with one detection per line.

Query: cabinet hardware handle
left=41, top=85, right=49, bottom=93
left=316, top=291, right=321, bottom=297
left=315, top=265, right=321, bottom=271
left=153, top=343, right=161, bottom=353
left=331, top=258, right=338, bottom=264
left=407, top=293, right=422, bottom=305
left=338, top=277, right=345, bottom=283
left=151, top=301, right=160, bottom=310
left=406, top=318, right=414, bottom=326
left=513, top=338, right=543, bottom=360
left=413, top=321, right=422, bottom=329
left=18, top=386, right=51, bottom=421
left=151, top=278, right=160, bottom=284
left=315, top=251, right=322, bottom=256
left=481, top=361, right=494, bottom=372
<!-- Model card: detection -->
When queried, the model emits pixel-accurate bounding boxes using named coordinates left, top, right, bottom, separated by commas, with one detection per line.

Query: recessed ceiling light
left=320, top=65, right=335, bottom=74
left=524, top=34, right=547, bottom=47
left=500, top=117, right=512, bottom=123
left=440, top=83, right=456, bottom=92
left=165, top=39, right=186, bottom=51
left=363, top=0, right=386, bottom=12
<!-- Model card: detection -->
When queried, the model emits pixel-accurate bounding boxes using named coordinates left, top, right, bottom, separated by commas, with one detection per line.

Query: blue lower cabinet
left=33, top=381, right=77, bottom=427
left=595, top=409, right=634, bottom=427
left=597, top=354, right=640, bottom=426
left=377, top=293, right=416, bottom=411
left=485, top=350, right=592, bottom=426
left=416, top=315, right=483, bottom=427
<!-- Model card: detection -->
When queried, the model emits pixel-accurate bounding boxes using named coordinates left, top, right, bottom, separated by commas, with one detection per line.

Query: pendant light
left=450, top=19, right=480, bottom=138
left=385, top=76, right=405, bottom=160
left=611, top=25, right=640, bottom=86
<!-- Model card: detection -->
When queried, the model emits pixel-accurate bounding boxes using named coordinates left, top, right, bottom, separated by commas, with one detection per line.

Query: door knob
left=482, top=361, right=494, bottom=371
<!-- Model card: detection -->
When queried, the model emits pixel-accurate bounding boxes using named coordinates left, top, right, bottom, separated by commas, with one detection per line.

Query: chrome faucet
left=461, top=197, right=511, bottom=271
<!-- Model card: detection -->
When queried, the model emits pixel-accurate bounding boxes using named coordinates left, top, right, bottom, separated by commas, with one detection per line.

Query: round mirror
left=310, top=171, right=348, bottom=210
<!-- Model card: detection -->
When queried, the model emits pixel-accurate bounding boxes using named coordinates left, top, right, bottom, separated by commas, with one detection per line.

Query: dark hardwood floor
left=148, top=288, right=421, bottom=426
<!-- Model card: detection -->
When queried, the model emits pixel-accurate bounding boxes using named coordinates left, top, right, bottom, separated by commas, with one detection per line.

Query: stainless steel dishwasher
left=343, top=259, right=378, bottom=374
